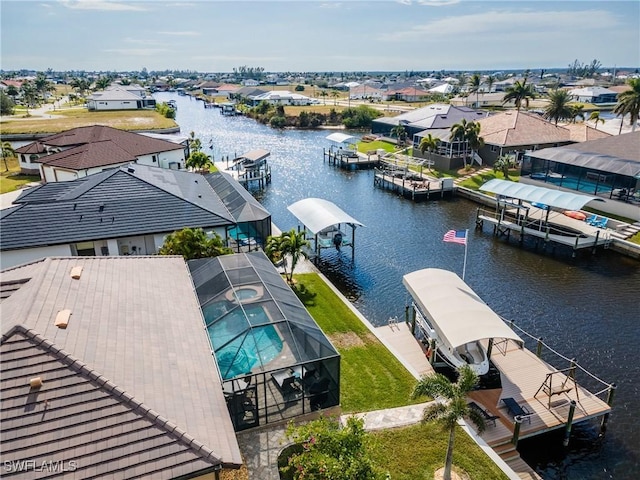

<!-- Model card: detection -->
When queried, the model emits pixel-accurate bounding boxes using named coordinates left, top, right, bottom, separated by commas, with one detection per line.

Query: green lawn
left=293, top=273, right=425, bottom=412
left=458, top=170, right=520, bottom=190
left=356, top=140, right=395, bottom=154
left=372, top=423, right=509, bottom=480
left=0, top=157, right=41, bottom=194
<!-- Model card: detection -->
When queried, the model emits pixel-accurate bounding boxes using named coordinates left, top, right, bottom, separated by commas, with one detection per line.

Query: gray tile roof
left=1, top=165, right=235, bottom=250
left=1, top=256, right=243, bottom=477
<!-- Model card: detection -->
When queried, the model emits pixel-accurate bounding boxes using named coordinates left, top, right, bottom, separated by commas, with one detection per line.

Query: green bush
left=269, top=115, right=287, bottom=128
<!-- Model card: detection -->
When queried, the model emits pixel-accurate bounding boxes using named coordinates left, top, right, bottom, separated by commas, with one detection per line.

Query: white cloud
left=58, top=0, right=147, bottom=11
left=382, top=8, right=620, bottom=40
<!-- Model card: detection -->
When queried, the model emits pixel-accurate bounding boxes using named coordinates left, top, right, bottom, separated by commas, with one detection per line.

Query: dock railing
left=502, top=317, right=616, bottom=409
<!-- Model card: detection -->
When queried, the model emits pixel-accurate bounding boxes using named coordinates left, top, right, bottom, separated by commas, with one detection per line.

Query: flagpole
left=462, top=229, right=468, bottom=281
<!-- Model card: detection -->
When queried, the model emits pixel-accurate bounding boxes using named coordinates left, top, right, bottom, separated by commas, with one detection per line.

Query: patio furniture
left=502, top=397, right=532, bottom=424
left=468, top=401, right=500, bottom=427
left=271, top=369, right=301, bottom=395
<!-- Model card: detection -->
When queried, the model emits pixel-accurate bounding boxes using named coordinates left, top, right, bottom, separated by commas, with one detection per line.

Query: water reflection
left=158, top=92, right=640, bottom=479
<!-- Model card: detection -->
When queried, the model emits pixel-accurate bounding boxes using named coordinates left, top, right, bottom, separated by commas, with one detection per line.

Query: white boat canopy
left=234, top=149, right=270, bottom=163
left=480, top=178, right=604, bottom=211
left=287, top=198, right=365, bottom=234
left=403, top=268, right=522, bottom=349
left=326, top=132, right=357, bottom=145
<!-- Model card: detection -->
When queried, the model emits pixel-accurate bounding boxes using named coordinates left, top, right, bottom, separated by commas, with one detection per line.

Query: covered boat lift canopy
left=479, top=179, right=603, bottom=211
left=288, top=198, right=365, bottom=261
left=326, top=132, right=357, bottom=145
left=403, top=268, right=523, bottom=349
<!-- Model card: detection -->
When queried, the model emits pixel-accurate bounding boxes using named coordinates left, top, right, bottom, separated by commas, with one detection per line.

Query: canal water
left=158, top=93, right=639, bottom=479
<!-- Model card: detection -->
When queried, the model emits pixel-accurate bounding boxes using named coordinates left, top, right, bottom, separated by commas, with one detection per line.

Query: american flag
left=443, top=230, right=467, bottom=245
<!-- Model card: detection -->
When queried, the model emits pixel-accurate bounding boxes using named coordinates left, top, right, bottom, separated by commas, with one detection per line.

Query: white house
left=568, top=86, right=618, bottom=104
left=243, top=79, right=260, bottom=87
left=249, top=90, right=317, bottom=106
left=87, top=87, right=156, bottom=111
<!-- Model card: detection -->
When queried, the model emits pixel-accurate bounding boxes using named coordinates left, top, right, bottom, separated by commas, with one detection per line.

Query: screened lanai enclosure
left=188, top=252, right=340, bottom=431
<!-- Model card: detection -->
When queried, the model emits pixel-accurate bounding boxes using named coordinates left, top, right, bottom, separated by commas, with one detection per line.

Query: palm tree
left=411, top=365, right=486, bottom=480
left=330, top=90, right=340, bottom=106
left=318, top=90, right=328, bottom=105
left=390, top=124, right=407, bottom=146
left=279, top=228, right=309, bottom=284
left=419, top=134, right=438, bottom=172
left=485, top=75, right=496, bottom=94
left=450, top=119, right=483, bottom=168
left=186, top=151, right=212, bottom=173
left=493, top=154, right=517, bottom=180
left=589, top=111, right=605, bottom=130
left=613, top=78, right=640, bottom=133
left=19, top=82, right=39, bottom=114
left=503, top=78, right=536, bottom=111
left=569, top=104, right=585, bottom=124
left=1, top=141, right=16, bottom=172
left=543, top=89, right=573, bottom=125
left=158, top=227, right=231, bottom=259
left=467, top=73, right=482, bottom=108
left=95, top=76, right=112, bottom=90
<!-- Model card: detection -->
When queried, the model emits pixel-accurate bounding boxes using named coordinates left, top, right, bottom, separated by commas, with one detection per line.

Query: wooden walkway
left=375, top=323, right=612, bottom=480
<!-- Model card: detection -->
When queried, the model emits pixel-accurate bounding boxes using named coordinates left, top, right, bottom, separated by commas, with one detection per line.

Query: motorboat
left=403, top=268, right=522, bottom=376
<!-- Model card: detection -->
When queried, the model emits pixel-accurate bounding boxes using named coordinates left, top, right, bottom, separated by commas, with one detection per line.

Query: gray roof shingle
left=1, top=165, right=235, bottom=250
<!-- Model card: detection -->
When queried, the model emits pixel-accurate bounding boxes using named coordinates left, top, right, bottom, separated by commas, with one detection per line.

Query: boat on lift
left=403, top=268, right=523, bottom=376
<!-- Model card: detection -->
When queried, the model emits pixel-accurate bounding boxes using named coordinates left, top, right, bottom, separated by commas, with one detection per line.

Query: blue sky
left=1, top=0, right=638, bottom=73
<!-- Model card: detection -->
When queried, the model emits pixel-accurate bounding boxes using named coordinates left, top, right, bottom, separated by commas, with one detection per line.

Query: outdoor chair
left=595, top=217, right=608, bottom=229
left=502, top=397, right=532, bottom=424
left=468, top=401, right=500, bottom=427
left=585, top=215, right=598, bottom=226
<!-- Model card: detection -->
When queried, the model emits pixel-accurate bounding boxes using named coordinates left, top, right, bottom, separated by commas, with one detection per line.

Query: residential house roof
left=89, top=88, right=144, bottom=102
left=561, top=123, right=612, bottom=143
left=374, top=104, right=487, bottom=129
left=476, top=111, right=572, bottom=147
left=0, top=256, right=242, bottom=478
left=0, top=164, right=235, bottom=250
left=567, top=86, right=617, bottom=97
left=16, top=125, right=184, bottom=169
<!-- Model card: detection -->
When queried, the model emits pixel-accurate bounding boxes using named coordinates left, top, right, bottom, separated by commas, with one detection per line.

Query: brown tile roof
left=17, top=125, right=183, bottom=170
left=1, top=256, right=242, bottom=476
left=15, top=141, right=48, bottom=155
left=1, top=325, right=224, bottom=479
left=477, top=111, right=572, bottom=147
left=561, top=123, right=612, bottom=143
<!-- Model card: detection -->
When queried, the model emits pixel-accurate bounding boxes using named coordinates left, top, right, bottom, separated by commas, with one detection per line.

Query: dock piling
left=536, top=337, right=544, bottom=358
left=563, top=400, right=577, bottom=447
left=511, top=416, right=523, bottom=446
left=600, top=383, right=617, bottom=433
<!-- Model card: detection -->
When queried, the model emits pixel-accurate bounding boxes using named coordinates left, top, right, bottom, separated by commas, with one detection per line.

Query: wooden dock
left=375, top=320, right=612, bottom=480
left=374, top=169, right=455, bottom=201
left=323, top=148, right=380, bottom=169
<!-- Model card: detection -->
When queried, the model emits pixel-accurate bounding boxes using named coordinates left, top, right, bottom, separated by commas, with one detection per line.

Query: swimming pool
left=544, top=175, right=612, bottom=194
left=205, top=303, right=284, bottom=379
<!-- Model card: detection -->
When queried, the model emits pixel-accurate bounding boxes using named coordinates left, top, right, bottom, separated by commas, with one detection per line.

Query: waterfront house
left=0, top=164, right=272, bottom=269
left=475, top=110, right=574, bottom=165
left=568, top=86, right=618, bottom=104
left=14, top=125, right=187, bottom=177
left=248, top=90, right=316, bottom=106
left=521, top=131, right=640, bottom=220
left=86, top=86, right=156, bottom=111
left=1, top=255, right=243, bottom=479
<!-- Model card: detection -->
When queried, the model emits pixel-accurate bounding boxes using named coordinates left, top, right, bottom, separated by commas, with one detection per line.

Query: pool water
left=545, top=176, right=612, bottom=194
left=205, top=303, right=284, bottom=379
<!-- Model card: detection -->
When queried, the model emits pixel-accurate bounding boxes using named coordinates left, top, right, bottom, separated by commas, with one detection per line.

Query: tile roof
left=38, top=141, right=138, bottom=169
left=561, top=123, right=612, bottom=143
left=0, top=256, right=243, bottom=477
left=1, top=165, right=235, bottom=250
left=477, top=111, right=572, bottom=147
left=534, top=130, right=640, bottom=163
left=23, top=125, right=183, bottom=157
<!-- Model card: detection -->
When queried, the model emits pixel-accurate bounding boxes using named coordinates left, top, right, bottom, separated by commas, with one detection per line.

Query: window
left=490, top=146, right=498, bottom=152
left=152, top=155, right=157, bottom=162
left=74, top=241, right=96, bottom=256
